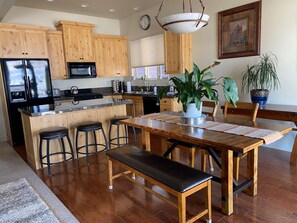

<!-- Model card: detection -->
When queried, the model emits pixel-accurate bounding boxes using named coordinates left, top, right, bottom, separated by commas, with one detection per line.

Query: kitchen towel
left=126, top=81, right=132, bottom=92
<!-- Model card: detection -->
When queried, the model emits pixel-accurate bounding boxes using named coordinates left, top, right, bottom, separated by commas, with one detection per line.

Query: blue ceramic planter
left=250, top=89, right=269, bottom=109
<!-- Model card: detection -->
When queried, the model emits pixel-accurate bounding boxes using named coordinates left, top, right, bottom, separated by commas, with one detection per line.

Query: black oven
left=68, top=62, right=96, bottom=78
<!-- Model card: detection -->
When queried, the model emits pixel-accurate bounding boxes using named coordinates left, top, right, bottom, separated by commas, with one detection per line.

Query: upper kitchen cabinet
left=94, top=34, right=128, bottom=77
left=0, top=23, right=48, bottom=58
left=46, top=30, right=67, bottom=79
left=55, top=21, right=95, bottom=62
left=164, top=31, right=192, bottom=74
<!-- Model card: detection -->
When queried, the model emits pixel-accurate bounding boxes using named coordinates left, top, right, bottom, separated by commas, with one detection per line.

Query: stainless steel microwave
left=68, top=62, right=96, bottom=78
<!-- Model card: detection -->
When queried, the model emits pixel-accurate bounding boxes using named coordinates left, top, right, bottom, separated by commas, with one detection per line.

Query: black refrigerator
left=1, top=59, right=54, bottom=146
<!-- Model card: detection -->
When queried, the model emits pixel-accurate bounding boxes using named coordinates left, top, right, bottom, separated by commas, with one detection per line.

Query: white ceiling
left=12, top=0, right=161, bottom=20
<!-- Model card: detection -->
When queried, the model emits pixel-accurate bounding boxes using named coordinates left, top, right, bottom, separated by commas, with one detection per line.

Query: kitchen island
left=19, top=98, right=133, bottom=170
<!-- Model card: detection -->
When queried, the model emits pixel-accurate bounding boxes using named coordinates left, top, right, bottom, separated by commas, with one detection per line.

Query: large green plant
left=241, top=53, right=280, bottom=93
left=158, top=62, right=239, bottom=112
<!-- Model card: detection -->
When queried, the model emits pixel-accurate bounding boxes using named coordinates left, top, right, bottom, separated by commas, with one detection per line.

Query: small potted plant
left=158, top=62, right=239, bottom=118
left=241, top=52, right=280, bottom=109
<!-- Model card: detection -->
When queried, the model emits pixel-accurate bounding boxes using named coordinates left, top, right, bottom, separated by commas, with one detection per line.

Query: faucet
left=144, top=80, right=150, bottom=92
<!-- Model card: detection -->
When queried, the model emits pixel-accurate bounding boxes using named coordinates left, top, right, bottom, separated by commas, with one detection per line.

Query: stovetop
left=64, top=88, right=103, bottom=101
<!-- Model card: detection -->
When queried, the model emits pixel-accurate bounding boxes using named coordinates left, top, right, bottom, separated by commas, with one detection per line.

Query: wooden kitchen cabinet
left=122, top=95, right=144, bottom=117
left=164, top=31, right=192, bottom=74
left=94, top=34, right=129, bottom=77
left=55, top=21, right=95, bottom=62
left=46, top=31, right=67, bottom=79
left=160, top=98, right=182, bottom=112
left=0, top=23, right=48, bottom=58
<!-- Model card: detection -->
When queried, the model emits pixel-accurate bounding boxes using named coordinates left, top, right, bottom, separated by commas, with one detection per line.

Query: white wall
left=120, top=0, right=297, bottom=152
left=2, top=6, right=120, bottom=34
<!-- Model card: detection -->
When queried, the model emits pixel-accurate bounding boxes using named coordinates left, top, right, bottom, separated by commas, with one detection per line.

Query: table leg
left=221, top=149, right=233, bottom=215
left=246, top=147, right=258, bottom=196
left=144, top=131, right=151, bottom=152
left=290, top=135, right=297, bottom=165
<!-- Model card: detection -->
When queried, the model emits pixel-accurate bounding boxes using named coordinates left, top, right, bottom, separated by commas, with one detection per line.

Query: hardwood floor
left=21, top=132, right=297, bottom=223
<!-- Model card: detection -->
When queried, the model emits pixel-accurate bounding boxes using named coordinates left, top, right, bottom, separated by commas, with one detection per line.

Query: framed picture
left=218, top=1, right=261, bottom=59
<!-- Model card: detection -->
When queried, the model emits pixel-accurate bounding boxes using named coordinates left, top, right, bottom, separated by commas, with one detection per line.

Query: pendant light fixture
left=155, top=0, right=209, bottom=34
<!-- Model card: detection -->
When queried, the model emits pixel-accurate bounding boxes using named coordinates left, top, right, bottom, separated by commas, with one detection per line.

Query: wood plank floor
left=22, top=132, right=297, bottom=223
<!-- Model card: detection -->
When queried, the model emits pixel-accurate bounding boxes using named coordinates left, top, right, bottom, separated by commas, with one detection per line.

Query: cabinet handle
left=22, top=52, right=25, bottom=55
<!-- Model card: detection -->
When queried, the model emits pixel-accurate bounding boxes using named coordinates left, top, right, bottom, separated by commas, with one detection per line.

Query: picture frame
left=218, top=1, right=261, bottom=59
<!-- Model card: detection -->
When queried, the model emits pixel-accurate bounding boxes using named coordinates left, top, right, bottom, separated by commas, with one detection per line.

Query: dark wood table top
left=121, top=115, right=292, bottom=154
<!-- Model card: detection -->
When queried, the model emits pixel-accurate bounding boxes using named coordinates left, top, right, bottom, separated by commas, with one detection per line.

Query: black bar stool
left=75, top=121, right=108, bottom=164
left=108, top=116, right=136, bottom=148
left=39, top=127, right=75, bottom=176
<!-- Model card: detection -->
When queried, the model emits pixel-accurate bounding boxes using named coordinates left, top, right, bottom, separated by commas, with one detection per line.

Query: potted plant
left=158, top=62, right=239, bottom=118
left=241, top=53, right=280, bottom=109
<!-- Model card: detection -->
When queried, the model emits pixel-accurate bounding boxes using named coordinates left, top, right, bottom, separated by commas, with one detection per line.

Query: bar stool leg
left=108, top=122, right=112, bottom=149
left=66, top=134, right=75, bottom=168
left=117, top=124, right=120, bottom=148
left=124, top=125, right=128, bottom=144
left=93, top=131, right=98, bottom=152
left=85, top=132, right=89, bottom=164
left=60, top=137, right=66, bottom=162
left=76, top=129, right=79, bottom=159
left=39, top=139, right=43, bottom=168
left=132, top=127, right=136, bottom=144
left=101, top=128, right=108, bottom=150
left=46, top=139, right=51, bottom=176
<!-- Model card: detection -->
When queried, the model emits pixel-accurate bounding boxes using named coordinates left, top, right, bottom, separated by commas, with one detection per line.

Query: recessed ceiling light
left=47, top=0, right=54, bottom=2
left=133, top=7, right=140, bottom=11
left=109, top=8, right=115, bottom=12
left=81, top=4, right=89, bottom=8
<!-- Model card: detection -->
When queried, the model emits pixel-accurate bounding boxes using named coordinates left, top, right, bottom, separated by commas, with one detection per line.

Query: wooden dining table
left=120, top=113, right=293, bottom=216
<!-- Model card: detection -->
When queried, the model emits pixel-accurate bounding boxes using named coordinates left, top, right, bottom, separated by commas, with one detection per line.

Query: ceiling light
left=133, top=7, right=140, bottom=11
left=81, top=4, right=89, bottom=8
left=155, top=0, right=209, bottom=34
left=47, top=0, right=54, bottom=2
left=109, top=9, right=115, bottom=12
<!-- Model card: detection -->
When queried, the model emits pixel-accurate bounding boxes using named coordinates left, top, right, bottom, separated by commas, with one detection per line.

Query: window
left=132, top=64, right=168, bottom=80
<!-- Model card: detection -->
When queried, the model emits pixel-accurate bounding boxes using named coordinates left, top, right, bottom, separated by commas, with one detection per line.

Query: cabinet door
left=0, top=28, right=24, bottom=58
left=46, top=31, right=67, bottom=79
left=164, top=31, right=192, bottom=74
left=80, top=27, right=95, bottom=62
left=94, top=36, right=106, bottom=77
left=62, top=25, right=80, bottom=62
left=104, top=38, right=118, bottom=76
left=116, top=38, right=129, bottom=76
left=23, top=30, right=48, bottom=58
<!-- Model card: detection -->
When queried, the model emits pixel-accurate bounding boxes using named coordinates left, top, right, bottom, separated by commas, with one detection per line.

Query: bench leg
left=108, top=159, right=113, bottom=190
left=205, top=180, right=212, bottom=223
left=178, top=193, right=186, bottom=223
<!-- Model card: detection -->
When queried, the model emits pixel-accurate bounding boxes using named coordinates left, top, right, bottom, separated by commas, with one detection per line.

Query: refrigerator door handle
left=24, top=75, right=31, bottom=100
left=27, top=76, right=32, bottom=99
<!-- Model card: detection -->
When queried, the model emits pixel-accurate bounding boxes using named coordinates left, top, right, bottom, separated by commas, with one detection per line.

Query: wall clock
left=139, top=14, right=151, bottom=30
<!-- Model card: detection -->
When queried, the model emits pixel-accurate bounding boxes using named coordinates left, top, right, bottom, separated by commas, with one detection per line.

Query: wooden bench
left=106, top=145, right=212, bottom=223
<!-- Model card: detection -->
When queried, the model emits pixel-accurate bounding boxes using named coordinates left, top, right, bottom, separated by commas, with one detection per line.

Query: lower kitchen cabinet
left=122, top=95, right=144, bottom=117
left=160, top=98, right=182, bottom=112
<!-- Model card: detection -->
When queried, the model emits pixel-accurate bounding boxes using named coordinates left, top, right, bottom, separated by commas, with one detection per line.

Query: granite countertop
left=19, top=98, right=133, bottom=117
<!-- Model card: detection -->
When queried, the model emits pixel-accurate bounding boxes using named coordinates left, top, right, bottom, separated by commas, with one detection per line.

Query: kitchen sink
left=130, top=91, right=154, bottom=95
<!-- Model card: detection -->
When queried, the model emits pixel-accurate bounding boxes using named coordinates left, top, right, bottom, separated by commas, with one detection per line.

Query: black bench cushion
left=106, top=145, right=212, bottom=193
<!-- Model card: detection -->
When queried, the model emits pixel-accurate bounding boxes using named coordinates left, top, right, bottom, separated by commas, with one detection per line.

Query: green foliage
left=158, top=62, right=239, bottom=112
left=241, top=53, right=280, bottom=93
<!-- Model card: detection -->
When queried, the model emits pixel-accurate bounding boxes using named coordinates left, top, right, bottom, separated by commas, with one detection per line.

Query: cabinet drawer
left=160, top=105, right=172, bottom=112
left=160, top=98, right=173, bottom=106
left=122, top=95, right=143, bottom=103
